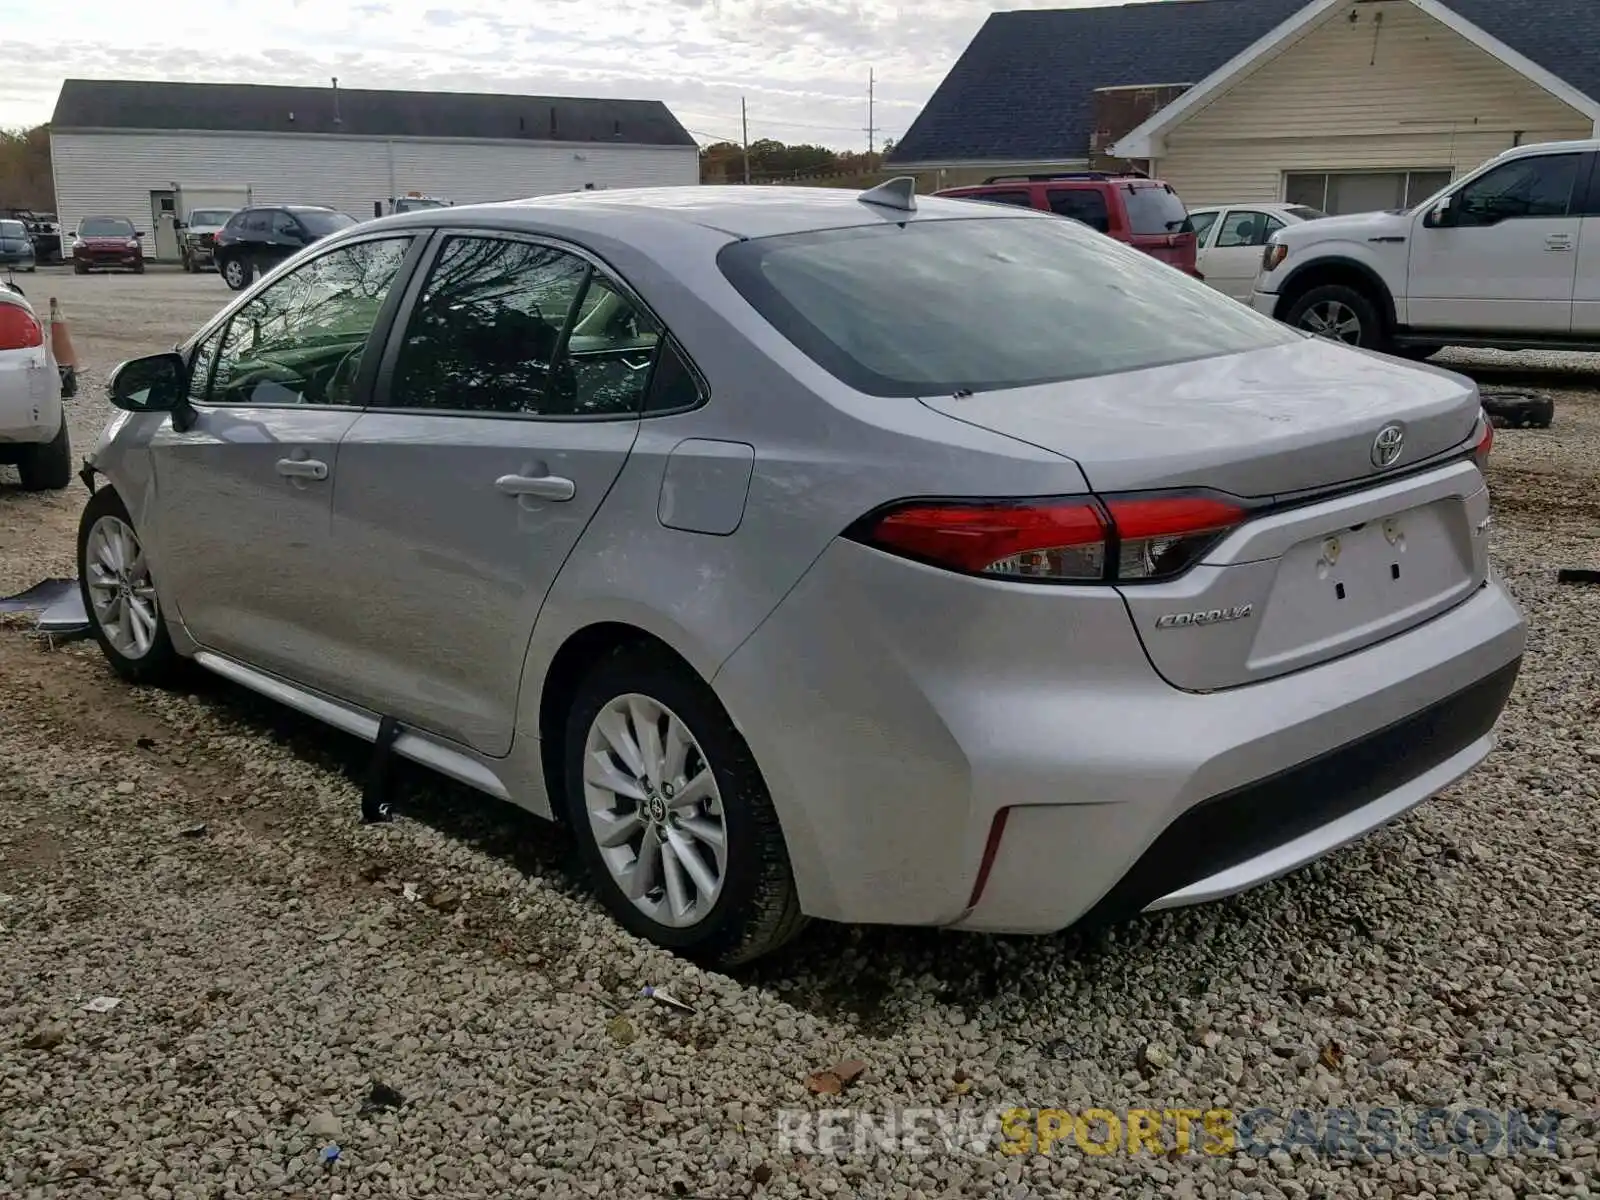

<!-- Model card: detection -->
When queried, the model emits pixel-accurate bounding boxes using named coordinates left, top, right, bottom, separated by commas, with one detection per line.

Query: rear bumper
left=714, top=539, right=1526, bottom=932
left=74, top=252, right=141, bottom=268
left=0, top=357, right=64, bottom=444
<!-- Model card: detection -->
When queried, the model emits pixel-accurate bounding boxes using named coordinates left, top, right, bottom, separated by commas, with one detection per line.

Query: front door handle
left=495, top=473, right=575, bottom=501
left=276, top=457, right=328, bottom=480
left=1546, top=235, right=1574, bottom=252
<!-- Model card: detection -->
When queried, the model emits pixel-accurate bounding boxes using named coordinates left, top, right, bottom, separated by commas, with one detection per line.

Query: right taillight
left=0, top=304, right=43, bottom=351
left=1473, top=413, right=1495, bottom=472
left=846, top=492, right=1248, bottom=584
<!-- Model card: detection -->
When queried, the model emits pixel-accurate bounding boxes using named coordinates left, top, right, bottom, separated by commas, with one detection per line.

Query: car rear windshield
left=189, top=209, right=233, bottom=225
left=1122, top=185, right=1191, bottom=235
left=1284, top=205, right=1328, bottom=221
left=81, top=218, right=134, bottom=237
left=297, top=211, right=357, bottom=235
left=717, top=214, right=1299, bottom=398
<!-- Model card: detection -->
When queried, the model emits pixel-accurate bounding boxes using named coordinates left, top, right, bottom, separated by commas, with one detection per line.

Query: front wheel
left=1284, top=284, right=1386, bottom=351
left=562, top=643, right=806, bottom=966
left=78, top=487, right=184, bottom=687
left=220, top=255, right=252, bottom=290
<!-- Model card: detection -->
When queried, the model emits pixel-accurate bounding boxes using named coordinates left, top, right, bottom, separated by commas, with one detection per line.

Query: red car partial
left=72, top=217, right=146, bottom=275
left=935, top=172, right=1202, bottom=278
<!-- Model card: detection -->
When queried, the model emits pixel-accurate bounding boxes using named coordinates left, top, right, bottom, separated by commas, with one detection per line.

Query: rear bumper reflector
left=967, top=807, right=1011, bottom=908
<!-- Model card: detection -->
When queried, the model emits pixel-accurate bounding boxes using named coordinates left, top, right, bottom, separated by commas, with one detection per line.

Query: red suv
left=935, top=172, right=1202, bottom=278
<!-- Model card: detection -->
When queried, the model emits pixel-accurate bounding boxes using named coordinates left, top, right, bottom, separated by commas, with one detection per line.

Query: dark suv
left=213, top=206, right=358, bottom=290
left=935, top=172, right=1201, bottom=278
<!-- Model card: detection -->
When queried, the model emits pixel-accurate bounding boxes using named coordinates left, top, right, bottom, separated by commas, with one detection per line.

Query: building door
left=150, top=190, right=178, bottom=260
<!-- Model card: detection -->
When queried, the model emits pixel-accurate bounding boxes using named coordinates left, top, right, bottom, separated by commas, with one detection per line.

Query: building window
left=1284, top=170, right=1454, bottom=216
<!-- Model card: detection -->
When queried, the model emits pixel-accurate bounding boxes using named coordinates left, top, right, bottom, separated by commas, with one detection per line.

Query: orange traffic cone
left=49, top=298, right=78, bottom=398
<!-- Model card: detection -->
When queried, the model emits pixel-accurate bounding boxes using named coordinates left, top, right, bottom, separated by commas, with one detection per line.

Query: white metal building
left=49, top=79, right=701, bottom=260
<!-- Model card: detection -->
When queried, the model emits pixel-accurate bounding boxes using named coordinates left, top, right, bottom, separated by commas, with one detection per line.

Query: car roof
left=357, top=185, right=1047, bottom=242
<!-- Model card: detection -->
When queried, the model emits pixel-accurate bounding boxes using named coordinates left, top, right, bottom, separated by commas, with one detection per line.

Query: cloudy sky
left=0, top=0, right=1136, bottom=149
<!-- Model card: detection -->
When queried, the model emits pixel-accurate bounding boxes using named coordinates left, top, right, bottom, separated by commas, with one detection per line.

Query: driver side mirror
left=109, top=351, right=187, bottom=414
left=1424, top=196, right=1455, bottom=229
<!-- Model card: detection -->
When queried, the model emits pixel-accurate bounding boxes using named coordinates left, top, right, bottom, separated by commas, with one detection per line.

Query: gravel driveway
left=3, top=268, right=1598, bottom=1199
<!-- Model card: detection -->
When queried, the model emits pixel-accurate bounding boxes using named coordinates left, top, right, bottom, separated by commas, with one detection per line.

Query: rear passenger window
left=1046, top=189, right=1110, bottom=233
left=386, top=235, right=697, bottom=418
left=388, top=236, right=588, bottom=415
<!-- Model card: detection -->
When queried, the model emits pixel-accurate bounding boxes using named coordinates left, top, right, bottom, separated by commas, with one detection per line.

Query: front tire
left=562, top=643, right=806, bottom=966
left=221, top=255, right=251, bottom=291
left=1285, top=284, right=1386, bottom=351
left=77, top=488, right=184, bottom=687
left=16, top=417, right=71, bottom=491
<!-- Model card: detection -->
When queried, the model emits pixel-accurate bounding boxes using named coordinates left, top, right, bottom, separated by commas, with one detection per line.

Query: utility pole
left=865, top=69, right=877, bottom=158
left=741, top=97, right=751, bottom=184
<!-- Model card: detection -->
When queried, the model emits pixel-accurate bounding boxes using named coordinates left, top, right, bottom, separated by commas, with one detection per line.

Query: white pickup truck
left=1250, top=138, right=1600, bottom=360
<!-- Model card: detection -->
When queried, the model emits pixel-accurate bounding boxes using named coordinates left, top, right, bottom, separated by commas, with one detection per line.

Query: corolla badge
left=1154, top=604, right=1253, bottom=630
left=1371, top=423, right=1405, bottom=469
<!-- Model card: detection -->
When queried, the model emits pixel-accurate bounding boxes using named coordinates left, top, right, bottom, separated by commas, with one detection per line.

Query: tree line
left=0, top=127, right=52, bottom=211
left=700, top=138, right=898, bottom=184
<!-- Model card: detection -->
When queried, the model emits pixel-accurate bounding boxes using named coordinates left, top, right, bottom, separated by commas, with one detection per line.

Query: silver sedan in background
left=79, top=183, right=1524, bottom=964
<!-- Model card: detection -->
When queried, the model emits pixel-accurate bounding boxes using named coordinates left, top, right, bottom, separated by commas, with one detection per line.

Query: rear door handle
left=495, top=473, right=575, bottom=501
left=276, top=457, right=328, bottom=480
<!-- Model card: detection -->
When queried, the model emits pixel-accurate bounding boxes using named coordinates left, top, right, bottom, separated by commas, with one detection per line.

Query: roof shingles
left=890, top=0, right=1600, bottom=167
left=50, top=79, right=696, bottom=148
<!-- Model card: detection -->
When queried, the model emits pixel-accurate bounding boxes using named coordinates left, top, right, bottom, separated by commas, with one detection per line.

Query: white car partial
left=1187, top=203, right=1327, bottom=302
left=0, top=282, right=69, bottom=490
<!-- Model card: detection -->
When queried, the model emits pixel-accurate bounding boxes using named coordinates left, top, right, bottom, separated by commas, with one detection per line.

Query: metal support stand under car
left=363, top=717, right=403, bottom=823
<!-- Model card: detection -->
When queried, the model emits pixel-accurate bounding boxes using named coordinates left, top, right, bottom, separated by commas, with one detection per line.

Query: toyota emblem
left=1371, top=424, right=1405, bottom=469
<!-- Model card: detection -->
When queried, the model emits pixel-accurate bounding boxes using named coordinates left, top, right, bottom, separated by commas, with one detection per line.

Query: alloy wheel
left=223, top=259, right=245, bottom=288
left=1298, top=299, right=1363, bottom=344
left=85, top=515, right=160, bottom=660
left=582, top=693, right=728, bottom=928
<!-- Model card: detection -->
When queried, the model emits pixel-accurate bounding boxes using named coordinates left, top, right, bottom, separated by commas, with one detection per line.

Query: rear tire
left=221, top=254, right=251, bottom=290
left=73, top=262, right=88, bottom=275
left=16, top=417, right=71, bottom=491
left=77, top=487, right=184, bottom=687
left=562, top=642, right=807, bottom=967
left=1284, top=284, right=1387, bottom=351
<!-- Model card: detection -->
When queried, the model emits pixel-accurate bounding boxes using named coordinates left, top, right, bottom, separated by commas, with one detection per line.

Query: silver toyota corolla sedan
left=78, top=181, right=1525, bottom=965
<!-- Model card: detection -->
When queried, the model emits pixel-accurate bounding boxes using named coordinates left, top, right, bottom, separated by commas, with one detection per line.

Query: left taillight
left=0, top=304, right=43, bottom=350
left=1473, top=412, right=1495, bottom=473
left=845, top=492, right=1248, bottom=584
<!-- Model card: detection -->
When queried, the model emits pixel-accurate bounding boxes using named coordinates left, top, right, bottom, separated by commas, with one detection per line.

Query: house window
left=1284, top=170, right=1454, bottom=216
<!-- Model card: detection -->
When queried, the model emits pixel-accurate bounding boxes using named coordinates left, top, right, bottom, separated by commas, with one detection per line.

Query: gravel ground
left=2, top=269, right=1599, bottom=1199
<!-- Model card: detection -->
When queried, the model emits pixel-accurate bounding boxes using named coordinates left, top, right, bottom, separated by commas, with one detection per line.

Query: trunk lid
left=919, top=337, right=1480, bottom=497
left=921, top=338, right=1489, bottom=691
